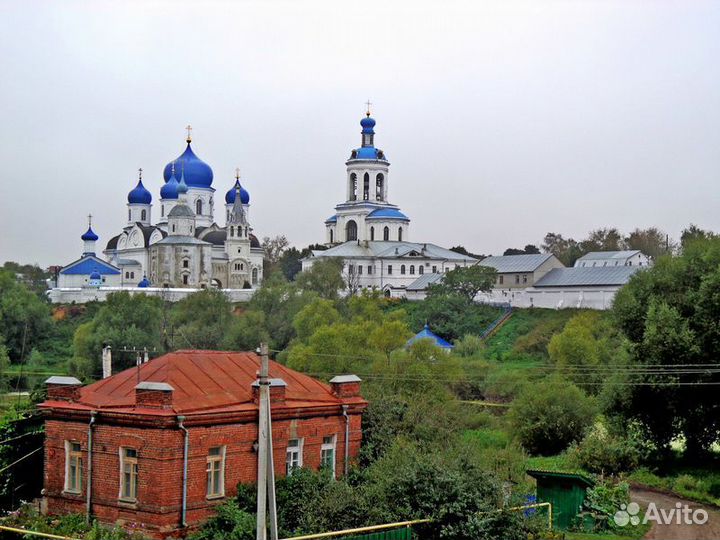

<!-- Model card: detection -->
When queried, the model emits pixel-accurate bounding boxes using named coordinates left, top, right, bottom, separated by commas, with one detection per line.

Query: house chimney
left=252, top=378, right=287, bottom=405
left=135, top=381, right=174, bottom=409
left=102, top=346, right=112, bottom=379
left=45, top=376, right=83, bottom=402
left=329, top=375, right=362, bottom=398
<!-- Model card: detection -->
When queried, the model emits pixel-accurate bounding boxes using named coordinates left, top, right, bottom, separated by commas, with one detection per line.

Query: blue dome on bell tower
left=127, top=179, right=152, bottom=204
left=162, top=128, right=214, bottom=188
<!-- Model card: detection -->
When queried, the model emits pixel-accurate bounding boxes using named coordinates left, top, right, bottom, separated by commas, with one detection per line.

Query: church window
left=409, top=265, right=415, bottom=275
left=252, top=268, right=258, bottom=285
left=522, top=274, right=527, bottom=283
left=418, top=266, right=424, bottom=275
left=499, top=275, right=504, bottom=285
left=241, top=263, right=244, bottom=271
left=130, top=272, right=134, bottom=279
left=363, top=173, right=370, bottom=200
left=400, top=265, right=406, bottom=275
left=196, top=200, right=203, bottom=215
left=172, top=225, right=176, bottom=232
left=141, top=210, right=146, bottom=221
left=161, top=205, right=164, bottom=217
left=376, top=174, right=384, bottom=200
left=515, top=274, right=520, bottom=284
left=183, top=275, right=189, bottom=285
left=398, top=227, right=403, bottom=242
left=329, top=229, right=334, bottom=243
left=238, top=248, right=242, bottom=254
left=350, top=173, right=357, bottom=201
left=358, top=266, right=363, bottom=275
left=183, top=260, right=189, bottom=268
left=370, top=226, right=375, bottom=241
left=230, top=226, right=234, bottom=237
left=346, top=220, right=358, bottom=242
left=367, top=265, right=372, bottom=275
left=383, top=226, right=389, bottom=241
left=128, top=209, right=131, bottom=221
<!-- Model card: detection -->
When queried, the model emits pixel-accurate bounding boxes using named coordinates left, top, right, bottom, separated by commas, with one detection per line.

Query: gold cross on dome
left=138, top=167, right=143, bottom=181
left=185, top=124, right=192, bottom=142
left=365, top=100, right=372, bottom=116
left=87, top=213, right=92, bottom=227
left=235, top=167, right=240, bottom=180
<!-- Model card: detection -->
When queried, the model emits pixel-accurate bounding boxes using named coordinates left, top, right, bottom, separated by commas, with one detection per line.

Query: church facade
left=49, top=131, right=264, bottom=303
left=302, top=111, right=477, bottom=294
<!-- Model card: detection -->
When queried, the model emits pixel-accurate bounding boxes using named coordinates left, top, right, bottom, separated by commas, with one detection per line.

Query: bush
left=453, top=334, right=485, bottom=357
left=571, top=423, right=642, bottom=474
left=189, top=500, right=256, bottom=540
left=583, top=480, right=631, bottom=532
left=509, top=377, right=596, bottom=455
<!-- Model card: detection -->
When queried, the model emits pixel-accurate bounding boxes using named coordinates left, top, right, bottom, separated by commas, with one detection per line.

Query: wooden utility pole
left=256, top=343, right=278, bottom=540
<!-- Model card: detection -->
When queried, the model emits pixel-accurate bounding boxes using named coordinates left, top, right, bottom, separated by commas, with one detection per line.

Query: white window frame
left=320, top=435, right=336, bottom=476
left=119, top=447, right=138, bottom=502
left=286, top=438, right=303, bottom=476
left=206, top=446, right=226, bottom=499
left=64, top=441, right=82, bottom=494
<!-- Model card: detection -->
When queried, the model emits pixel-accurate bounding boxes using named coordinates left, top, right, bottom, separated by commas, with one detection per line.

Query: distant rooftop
left=534, top=266, right=642, bottom=288
left=479, top=253, right=556, bottom=273
left=576, top=250, right=641, bottom=261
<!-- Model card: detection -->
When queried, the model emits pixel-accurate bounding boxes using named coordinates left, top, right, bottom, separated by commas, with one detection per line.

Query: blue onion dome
left=225, top=179, right=250, bottom=204
left=89, top=269, right=101, bottom=280
left=160, top=172, right=180, bottom=199
left=127, top=179, right=152, bottom=204
left=81, top=226, right=99, bottom=241
left=137, top=275, right=151, bottom=288
left=163, top=141, right=214, bottom=188
left=360, top=114, right=376, bottom=133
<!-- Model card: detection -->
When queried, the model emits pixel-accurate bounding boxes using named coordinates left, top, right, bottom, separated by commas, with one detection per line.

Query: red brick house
left=39, top=350, right=367, bottom=538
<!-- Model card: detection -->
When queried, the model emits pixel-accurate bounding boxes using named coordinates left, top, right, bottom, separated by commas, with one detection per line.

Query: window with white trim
left=320, top=435, right=336, bottom=475
left=120, top=448, right=138, bottom=501
left=206, top=446, right=226, bottom=498
left=286, top=438, right=303, bottom=475
left=64, top=441, right=82, bottom=493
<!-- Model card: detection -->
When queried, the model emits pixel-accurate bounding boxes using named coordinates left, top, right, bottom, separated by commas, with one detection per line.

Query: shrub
left=453, top=334, right=485, bottom=357
left=509, top=377, right=596, bottom=455
left=571, top=423, right=642, bottom=474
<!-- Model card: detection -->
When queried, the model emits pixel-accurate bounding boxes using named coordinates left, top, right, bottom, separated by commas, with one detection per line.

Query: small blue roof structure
left=137, top=275, right=151, bottom=288
left=366, top=208, right=409, bottom=220
left=80, top=226, right=99, bottom=241
left=406, top=324, right=453, bottom=350
left=59, top=255, right=121, bottom=276
left=161, top=172, right=180, bottom=200
left=325, top=214, right=338, bottom=223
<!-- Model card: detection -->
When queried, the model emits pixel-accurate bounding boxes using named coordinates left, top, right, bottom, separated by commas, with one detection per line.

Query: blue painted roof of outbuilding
left=406, top=324, right=453, bottom=349
left=366, top=208, right=409, bottom=220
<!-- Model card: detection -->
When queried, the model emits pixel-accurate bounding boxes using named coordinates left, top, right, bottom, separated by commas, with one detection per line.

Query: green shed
left=526, top=469, right=595, bottom=530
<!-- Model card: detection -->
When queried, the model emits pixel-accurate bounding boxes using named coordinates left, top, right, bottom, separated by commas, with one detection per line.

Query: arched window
left=196, top=199, right=203, bottom=215
left=370, top=226, right=375, bottom=241
left=383, top=226, right=389, bottom=241
left=346, top=220, right=358, bottom=241
left=363, top=173, right=370, bottom=200
left=161, top=205, right=164, bottom=217
left=410, top=265, right=415, bottom=275
left=329, top=229, right=334, bottom=243
left=398, top=227, right=403, bottom=242
left=141, top=209, right=146, bottom=221
left=376, top=173, right=384, bottom=200
left=400, top=265, right=406, bottom=275
left=230, top=226, right=234, bottom=237
left=349, top=173, right=357, bottom=201
left=128, top=209, right=131, bottom=221
left=252, top=268, right=258, bottom=285
left=419, top=266, right=424, bottom=275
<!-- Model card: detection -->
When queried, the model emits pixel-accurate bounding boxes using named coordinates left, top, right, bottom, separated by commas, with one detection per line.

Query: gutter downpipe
left=342, top=405, right=350, bottom=477
left=177, top=415, right=189, bottom=528
left=86, top=411, right=97, bottom=523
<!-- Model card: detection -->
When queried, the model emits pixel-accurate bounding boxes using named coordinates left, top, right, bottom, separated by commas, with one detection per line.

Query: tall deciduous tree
left=170, top=289, right=233, bottom=350
left=624, top=227, right=671, bottom=259
left=541, top=232, right=582, bottom=266
left=427, top=265, right=496, bottom=302
left=295, top=258, right=345, bottom=300
left=610, top=236, right=720, bottom=456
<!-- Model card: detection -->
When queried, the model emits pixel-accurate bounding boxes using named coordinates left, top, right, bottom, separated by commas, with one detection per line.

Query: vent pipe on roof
left=102, top=346, right=112, bottom=379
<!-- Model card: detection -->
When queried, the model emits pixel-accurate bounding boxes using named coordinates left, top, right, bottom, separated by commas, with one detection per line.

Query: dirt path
left=631, top=487, right=720, bottom=539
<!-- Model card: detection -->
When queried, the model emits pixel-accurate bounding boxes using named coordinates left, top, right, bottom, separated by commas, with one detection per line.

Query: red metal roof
left=43, top=350, right=359, bottom=415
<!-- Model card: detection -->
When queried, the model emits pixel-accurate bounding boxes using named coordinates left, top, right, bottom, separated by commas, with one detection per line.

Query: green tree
left=293, top=299, right=342, bottom=341
left=223, top=310, right=270, bottom=352
left=427, top=265, right=496, bottom=302
left=611, top=236, right=720, bottom=456
left=170, top=289, right=232, bottom=349
left=278, top=247, right=303, bottom=281
left=509, top=377, right=596, bottom=455
left=541, top=232, right=583, bottom=266
left=295, top=258, right=345, bottom=300
left=624, top=227, right=671, bottom=259
left=580, top=227, right=624, bottom=253
left=0, top=339, right=9, bottom=392
left=72, top=292, right=164, bottom=376
left=0, top=270, right=52, bottom=362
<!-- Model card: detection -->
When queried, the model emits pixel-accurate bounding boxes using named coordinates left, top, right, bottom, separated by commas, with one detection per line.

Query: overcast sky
left=0, top=0, right=718, bottom=267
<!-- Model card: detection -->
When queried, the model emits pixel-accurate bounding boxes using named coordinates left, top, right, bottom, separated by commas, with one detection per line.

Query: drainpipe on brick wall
left=86, top=411, right=97, bottom=523
left=342, top=405, right=350, bottom=477
left=177, top=415, right=189, bottom=528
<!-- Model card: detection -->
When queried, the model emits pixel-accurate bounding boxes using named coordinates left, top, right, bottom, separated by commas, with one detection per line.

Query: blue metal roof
left=366, top=208, right=409, bottom=220
left=406, top=324, right=453, bottom=349
left=59, top=255, right=121, bottom=275
left=137, top=276, right=151, bottom=288
left=325, top=214, right=338, bottom=223
left=163, top=142, right=214, bottom=188
left=225, top=179, right=250, bottom=204
left=160, top=173, right=179, bottom=199
left=127, top=179, right=152, bottom=204
left=353, top=146, right=381, bottom=159
left=80, top=226, right=99, bottom=241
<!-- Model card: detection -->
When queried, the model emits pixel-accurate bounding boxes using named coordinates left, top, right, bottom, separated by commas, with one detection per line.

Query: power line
left=0, top=447, right=42, bottom=475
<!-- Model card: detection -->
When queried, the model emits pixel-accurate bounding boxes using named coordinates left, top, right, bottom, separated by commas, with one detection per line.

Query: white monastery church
left=49, top=129, right=264, bottom=303
left=302, top=110, right=477, bottom=294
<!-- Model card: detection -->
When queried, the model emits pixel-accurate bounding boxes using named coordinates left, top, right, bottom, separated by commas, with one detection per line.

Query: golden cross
left=185, top=124, right=192, bottom=142
left=138, top=167, right=143, bottom=181
left=87, top=213, right=93, bottom=227
left=235, top=167, right=240, bottom=180
left=365, top=100, right=372, bottom=116
left=171, top=161, right=176, bottom=175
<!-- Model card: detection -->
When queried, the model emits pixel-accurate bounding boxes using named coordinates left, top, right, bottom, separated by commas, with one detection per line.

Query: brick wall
left=45, top=412, right=363, bottom=539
